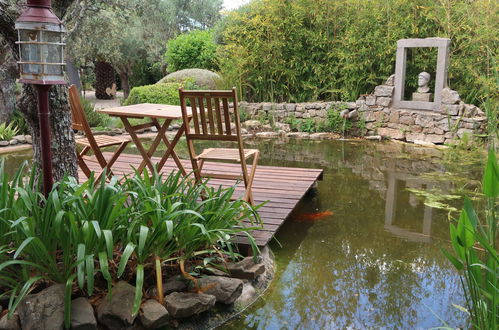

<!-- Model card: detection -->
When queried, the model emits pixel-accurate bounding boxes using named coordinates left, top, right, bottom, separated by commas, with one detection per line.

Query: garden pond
left=1, top=138, right=485, bottom=329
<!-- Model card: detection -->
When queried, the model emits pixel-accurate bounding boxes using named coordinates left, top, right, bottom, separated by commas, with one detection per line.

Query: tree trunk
left=0, top=42, right=17, bottom=123
left=18, top=84, right=78, bottom=185
left=94, top=61, right=115, bottom=99
left=119, top=70, right=130, bottom=99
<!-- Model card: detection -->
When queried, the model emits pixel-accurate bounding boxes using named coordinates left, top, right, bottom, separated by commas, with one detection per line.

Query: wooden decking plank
left=79, top=152, right=322, bottom=246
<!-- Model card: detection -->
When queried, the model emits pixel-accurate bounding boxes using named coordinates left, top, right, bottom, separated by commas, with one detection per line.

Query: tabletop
left=97, top=103, right=190, bottom=119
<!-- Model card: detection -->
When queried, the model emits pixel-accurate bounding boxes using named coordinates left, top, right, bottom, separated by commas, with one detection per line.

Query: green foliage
left=81, top=97, right=109, bottom=127
left=123, top=83, right=183, bottom=106
left=442, top=149, right=499, bottom=329
left=325, top=104, right=351, bottom=134
left=0, top=122, right=19, bottom=141
left=0, top=163, right=261, bottom=326
left=9, top=109, right=29, bottom=135
left=164, top=30, right=219, bottom=72
left=129, top=60, right=164, bottom=89
left=218, top=0, right=498, bottom=104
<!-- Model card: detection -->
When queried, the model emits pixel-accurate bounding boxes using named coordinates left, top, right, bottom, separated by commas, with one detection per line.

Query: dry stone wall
left=238, top=74, right=487, bottom=145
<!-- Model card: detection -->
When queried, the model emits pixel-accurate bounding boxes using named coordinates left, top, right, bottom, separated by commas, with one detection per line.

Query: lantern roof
left=16, top=0, right=62, bottom=25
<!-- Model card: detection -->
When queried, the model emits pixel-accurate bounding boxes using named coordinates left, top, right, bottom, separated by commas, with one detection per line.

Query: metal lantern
left=15, top=0, right=66, bottom=196
left=15, top=0, right=66, bottom=85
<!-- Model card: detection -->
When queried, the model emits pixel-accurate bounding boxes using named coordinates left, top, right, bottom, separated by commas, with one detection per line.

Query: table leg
left=121, top=116, right=155, bottom=173
left=156, top=120, right=189, bottom=175
left=136, top=118, right=172, bottom=173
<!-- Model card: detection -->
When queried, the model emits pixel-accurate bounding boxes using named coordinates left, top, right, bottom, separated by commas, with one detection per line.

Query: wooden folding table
left=97, top=103, right=191, bottom=175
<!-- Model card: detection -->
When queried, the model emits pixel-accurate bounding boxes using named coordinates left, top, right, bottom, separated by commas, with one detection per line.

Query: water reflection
left=384, top=172, right=434, bottom=243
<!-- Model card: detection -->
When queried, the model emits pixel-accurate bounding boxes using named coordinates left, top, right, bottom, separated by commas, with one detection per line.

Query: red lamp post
left=15, top=0, right=66, bottom=196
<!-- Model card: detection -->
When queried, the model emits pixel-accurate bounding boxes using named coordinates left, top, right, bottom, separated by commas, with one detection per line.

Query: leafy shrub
left=164, top=29, right=219, bottom=72
left=81, top=97, right=109, bottom=127
left=325, top=105, right=352, bottom=134
left=123, top=82, right=183, bottom=106
left=218, top=0, right=498, bottom=104
left=0, top=163, right=261, bottom=327
left=0, top=122, right=19, bottom=141
left=10, top=109, right=29, bottom=135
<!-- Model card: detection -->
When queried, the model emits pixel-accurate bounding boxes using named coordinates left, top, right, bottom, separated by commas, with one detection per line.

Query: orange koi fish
left=296, top=210, right=333, bottom=223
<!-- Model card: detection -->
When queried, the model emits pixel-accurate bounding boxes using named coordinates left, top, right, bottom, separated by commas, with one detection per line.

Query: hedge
left=123, top=83, right=183, bottom=106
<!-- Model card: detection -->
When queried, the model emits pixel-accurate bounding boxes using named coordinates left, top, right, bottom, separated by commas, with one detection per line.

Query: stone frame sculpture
left=393, top=38, right=450, bottom=111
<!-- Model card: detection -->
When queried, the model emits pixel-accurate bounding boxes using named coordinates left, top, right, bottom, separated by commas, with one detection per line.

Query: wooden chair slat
left=222, top=98, right=231, bottom=135
left=197, top=96, right=208, bottom=134
left=214, top=97, right=224, bottom=135
left=206, top=97, right=216, bottom=134
left=189, top=97, right=200, bottom=134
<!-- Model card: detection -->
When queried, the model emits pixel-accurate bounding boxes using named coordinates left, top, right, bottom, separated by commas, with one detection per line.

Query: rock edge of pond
left=0, top=246, right=275, bottom=330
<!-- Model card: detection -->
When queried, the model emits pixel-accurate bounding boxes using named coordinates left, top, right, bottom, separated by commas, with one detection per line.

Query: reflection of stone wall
left=238, top=75, right=487, bottom=145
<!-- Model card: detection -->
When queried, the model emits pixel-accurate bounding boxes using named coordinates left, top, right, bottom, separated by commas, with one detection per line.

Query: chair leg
left=77, top=151, right=92, bottom=178
left=243, top=152, right=259, bottom=205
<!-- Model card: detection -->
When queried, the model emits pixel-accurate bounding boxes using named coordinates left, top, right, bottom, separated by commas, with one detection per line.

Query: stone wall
left=238, top=74, right=487, bottom=145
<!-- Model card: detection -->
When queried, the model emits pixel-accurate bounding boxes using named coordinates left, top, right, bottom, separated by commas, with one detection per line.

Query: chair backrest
left=68, top=84, right=92, bottom=136
left=179, top=88, right=243, bottom=144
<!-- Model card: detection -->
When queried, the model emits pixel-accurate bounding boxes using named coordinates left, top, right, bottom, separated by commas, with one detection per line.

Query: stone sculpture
left=412, top=71, right=433, bottom=102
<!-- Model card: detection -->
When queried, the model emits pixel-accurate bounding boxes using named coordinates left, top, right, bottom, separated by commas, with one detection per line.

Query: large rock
left=147, top=275, right=187, bottom=297
left=140, top=300, right=169, bottom=329
left=97, top=281, right=137, bottom=329
left=374, top=85, right=394, bottom=97
left=18, top=284, right=65, bottom=330
left=0, top=313, right=20, bottom=330
left=157, top=69, right=220, bottom=89
left=164, top=293, right=215, bottom=318
left=198, top=276, right=243, bottom=304
left=377, top=127, right=404, bottom=140
left=441, top=88, right=460, bottom=104
left=234, top=282, right=257, bottom=306
left=242, top=120, right=262, bottom=130
left=71, top=297, right=97, bottom=330
left=227, top=257, right=265, bottom=280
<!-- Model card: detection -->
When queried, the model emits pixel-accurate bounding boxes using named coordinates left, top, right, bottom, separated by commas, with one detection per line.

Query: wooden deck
left=79, top=153, right=323, bottom=247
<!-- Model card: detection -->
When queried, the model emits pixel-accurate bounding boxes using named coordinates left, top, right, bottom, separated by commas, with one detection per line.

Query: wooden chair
left=179, top=88, right=259, bottom=205
left=68, top=84, right=130, bottom=180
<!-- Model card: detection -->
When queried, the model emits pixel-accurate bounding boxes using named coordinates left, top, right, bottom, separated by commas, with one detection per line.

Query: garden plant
left=0, top=163, right=262, bottom=328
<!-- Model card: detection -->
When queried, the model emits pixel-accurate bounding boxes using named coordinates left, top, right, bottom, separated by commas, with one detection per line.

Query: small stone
left=457, top=128, right=474, bottom=139
left=274, top=122, right=290, bottom=132
left=262, top=103, right=272, bottom=111
left=415, top=116, right=434, bottom=128
left=302, top=113, right=311, bottom=119
left=414, top=140, right=435, bottom=147
left=309, top=133, right=333, bottom=140
left=0, top=141, right=9, bottom=147
left=399, top=116, right=415, bottom=126
left=165, top=293, right=215, bottom=318
left=71, top=297, right=97, bottom=330
left=227, top=257, right=265, bottom=280
left=377, top=128, right=404, bottom=140
left=441, top=104, right=461, bottom=116
left=347, top=110, right=358, bottom=119
left=148, top=275, right=187, bottom=297
left=8, top=139, right=17, bottom=145
left=286, top=132, right=310, bottom=139
left=12, top=135, right=26, bottom=143
left=198, top=276, right=244, bottom=304
left=242, top=120, right=261, bottom=130
left=441, top=88, right=460, bottom=104
left=365, top=135, right=382, bottom=141
left=0, top=313, right=21, bottom=330
left=234, top=282, right=257, bottom=306
left=25, top=135, right=33, bottom=143
left=365, top=95, right=376, bottom=106
left=18, top=284, right=65, bottom=330
left=261, top=124, right=272, bottom=131
left=345, top=102, right=357, bottom=110
left=385, top=74, right=395, bottom=86
left=255, top=131, right=279, bottom=138
left=150, top=126, right=158, bottom=133
left=374, top=85, right=394, bottom=97
left=285, top=104, right=296, bottom=111
left=97, top=281, right=137, bottom=329
left=140, top=300, right=169, bottom=329
left=376, top=97, right=391, bottom=107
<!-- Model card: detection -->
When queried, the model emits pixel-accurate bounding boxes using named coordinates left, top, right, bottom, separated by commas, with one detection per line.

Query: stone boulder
left=147, top=275, right=187, bottom=297
left=71, top=297, right=97, bottom=330
left=441, top=88, right=460, bottom=104
left=164, top=292, right=216, bottom=318
left=97, top=281, right=137, bottom=329
left=157, top=69, right=220, bottom=89
left=242, top=120, right=261, bottom=130
left=198, top=276, right=243, bottom=304
left=18, top=284, right=65, bottom=330
left=227, top=257, right=265, bottom=280
left=374, top=85, right=394, bottom=97
left=0, top=313, right=20, bottom=330
left=140, top=299, right=169, bottom=329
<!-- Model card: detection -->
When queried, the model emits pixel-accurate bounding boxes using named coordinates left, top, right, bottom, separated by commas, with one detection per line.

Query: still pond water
left=1, top=138, right=483, bottom=329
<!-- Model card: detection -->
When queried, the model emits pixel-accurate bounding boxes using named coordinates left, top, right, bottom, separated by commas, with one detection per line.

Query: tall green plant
left=442, top=149, right=499, bottom=329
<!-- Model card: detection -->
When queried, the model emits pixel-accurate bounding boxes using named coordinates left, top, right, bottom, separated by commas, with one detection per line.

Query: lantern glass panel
left=44, top=31, right=61, bottom=43
left=20, top=29, right=39, bottom=42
